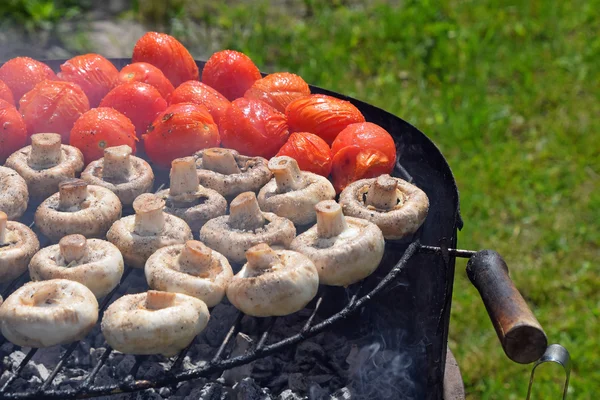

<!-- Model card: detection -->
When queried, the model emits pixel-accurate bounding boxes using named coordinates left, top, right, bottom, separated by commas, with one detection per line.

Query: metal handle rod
left=526, top=344, right=571, bottom=400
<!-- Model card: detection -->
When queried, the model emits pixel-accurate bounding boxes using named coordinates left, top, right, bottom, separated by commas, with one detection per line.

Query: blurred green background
left=1, top=0, right=598, bottom=398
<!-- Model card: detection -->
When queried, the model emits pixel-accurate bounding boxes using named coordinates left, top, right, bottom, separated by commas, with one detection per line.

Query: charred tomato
left=202, top=50, right=261, bottom=101
left=169, top=80, right=230, bottom=128
left=0, top=100, right=27, bottom=163
left=58, top=54, right=119, bottom=107
left=331, top=145, right=393, bottom=193
left=244, top=72, right=310, bottom=113
left=0, top=57, right=56, bottom=101
left=331, top=122, right=396, bottom=167
left=118, top=62, right=175, bottom=100
left=276, top=132, right=332, bottom=177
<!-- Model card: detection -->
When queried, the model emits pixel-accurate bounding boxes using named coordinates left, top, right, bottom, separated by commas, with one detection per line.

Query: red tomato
left=276, top=132, right=332, bottom=177
left=331, top=145, right=393, bottom=193
left=169, top=80, right=230, bottom=128
left=19, top=80, right=90, bottom=142
left=143, top=103, right=220, bottom=168
left=118, top=62, right=175, bottom=100
left=244, top=72, right=310, bottom=113
left=100, top=82, right=167, bottom=139
left=0, top=80, right=15, bottom=105
left=0, top=100, right=27, bottom=163
left=202, top=50, right=261, bottom=101
left=132, top=32, right=198, bottom=87
left=58, top=54, right=119, bottom=107
left=331, top=122, right=396, bottom=165
left=0, top=57, right=56, bottom=101
left=286, top=95, right=365, bottom=145
left=220, top=98, right=289, bottom=158
left=70, top=108, right=137, bottom=163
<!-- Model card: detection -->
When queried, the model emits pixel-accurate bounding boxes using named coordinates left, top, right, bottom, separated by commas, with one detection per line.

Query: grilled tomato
left=331, top=145, right=393, bottom=193
left=169, top=80, right=230, bottom=128
left=0, top=57, right=56, bottom=101
left=331, top=122, right=396, bottom=166
left=276, top=132, right=332, bottom=177
left=244, top=72, right=310, bottom=113
left=118, top=62, right=175, bottom=100
left=0, top=80, right=15, bottom=105
left=58, top=54, right=119, bottom=107
left=0, top=100, right=27, bottom=163
left=202, top=50, right=261, bottom=101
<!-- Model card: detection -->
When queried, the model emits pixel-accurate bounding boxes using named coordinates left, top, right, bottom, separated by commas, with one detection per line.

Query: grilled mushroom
left=35, top=179, right=122, bottom=243
left=5, top=133, right=84, bottom=201
left=0, top=279, right=98, bottom=347
left=101, top=290, right=209, bottom=356
left=107, top=193, right=193, bottom=269
left=200, top=192, right=296, bottom=264
left=226, top=243, right=319, bottom=317
left=290, top=200, right=385, bottom=287
left=29, top=234, right=124, bottom=298
left=194, top=148, right=272, bottom=198
left=258, top=156, right=335, bottom=226
left=0, top=211, right=39, bottom=282
left=81, top=145, right=154, bottom=207
left=0, top=166, right=28, bottom=221
left=145, top=240, right=233, bottom=307
left=339, top=174, right=429, bottom=239
left=155, top=157, right=227, bottom=232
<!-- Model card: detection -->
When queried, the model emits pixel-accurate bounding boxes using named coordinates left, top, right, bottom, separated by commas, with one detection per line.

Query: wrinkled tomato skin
left=244, top=72, right=310, bottom=113
left=70, top=108, right=137, bottom=163
left=220, top=98, right=289, bottom=159
left=0, top=100, right=27, bottom=163
left=132, top=32, right=199, bottom=88
left=286, top=94, right=365, bottom=145
left=0, top=80, right=15, bottom=105
left=118, top=62, right=175, bottom=100
left=0, top=57, right=56, bottom=101
left=202, top=50, right=261, bottom=101
left=143, top=103, right=220, bottom=168
left=58, top=54, right=119, bottom=107
left=331, top=122, right=396, bottom=167
left=19, top=80, right=90, bottom=142
left=276, top=132, right=332, bottom=177
left=169, top=81, right=230, bottom=128
left=331, top=145, right=393, bottom=193
left=100, top=82, right=167, bottom=139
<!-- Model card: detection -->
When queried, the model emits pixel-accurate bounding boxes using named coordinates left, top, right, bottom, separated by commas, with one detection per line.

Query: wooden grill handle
left=466, top=250, right=548, bottom=364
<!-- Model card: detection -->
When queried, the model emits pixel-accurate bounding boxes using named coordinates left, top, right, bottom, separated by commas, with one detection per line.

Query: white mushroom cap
left=0, top=166, right=28, bottom=221
left=155, top=157, right=227, bottom=232
left=145, top=240, right=233, bottom=307
left=194, top=148, right=272, bottom=198
left=0, top=279, right=98, bottom=347
left=0, top=211, right=40, bottom=282
left=199, top=192, right=296, bottom=264
left=290, top=200, right=385, bottom=287
left=81, top=145, right=155, bottom=207
left=339, top=174, right=429, bottom=239
left=34, top=179, right=123, bottom=243
left=258, top=156, right=336, bottom=226
left=5, top=133, right=84, bottom=201
left=101, top=290, right=209, bottom=356
left=226, top=243, right=319, bottom=317
left=106, top=193, right=193, bottom=269
left=29, top=234, right=124, bottom=298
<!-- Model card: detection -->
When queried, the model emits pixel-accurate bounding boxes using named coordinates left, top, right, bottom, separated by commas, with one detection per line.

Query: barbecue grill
left=0, top=59, right=570, bottom=400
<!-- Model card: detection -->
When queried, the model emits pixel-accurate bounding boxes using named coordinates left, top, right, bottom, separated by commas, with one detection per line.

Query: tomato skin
left=70, top=108, right=137, bottom=163
left=0, top=80, right=15, bottom=105
left=244, top=72, right=310, bottom=113
left=276, top=132, right=332, bottom=177
left=169, top=81, right=230, bottom=128
left=331, top=145, right=393, bottom=193
left=331, top=122, right=396, bottom=165
left=220, top=98, right=289, bottom=159
left=143, top=103, right=220, bottom=168
left=286, top=94, right=365, bottom=145
left=132, top=32, right=199, bottom=87
left=0, top=100, right=27, bottom=163
left=118, top=62, right=175, bottom=100
left=202, top=50, right=261, bottom=101
left=19, top=80, right=90, bottom=142
left=100, top=82, right=167, bottom=139
left=58, top=54, right=119, bottom=107
left=0, top=57, right=56, bottom=101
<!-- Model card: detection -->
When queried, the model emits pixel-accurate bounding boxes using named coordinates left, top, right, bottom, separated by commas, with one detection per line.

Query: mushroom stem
left=145, top=290, right=176, bottom=310
left=365, top=175, right=399, bottom=210
left=268, top=157, right=305, bottom=192
left=316, top=200, right=347, bottom=238
left=102, top=145, right=132, bottom=181
left=133, top=194, right=166, bottom=236
left=28, top=133, right=62, bottom=169
left=245, top=243, right=281, bottom=271
left=59, top=179, right=89, bottom=211
left=229, top=192, right=265, bottom=231
left=169, top=157, right=200, bottom=197
left=59, top=235, right=88, bottom=264
left=202, top=148, right=241, bottom=175
left=178, top=241, right=214, bottom=277
left=0, top=211, right=7, bottom=246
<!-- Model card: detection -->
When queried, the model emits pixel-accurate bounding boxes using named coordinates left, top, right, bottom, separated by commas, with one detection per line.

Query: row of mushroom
left=0, top=134, right=430, bottom=356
